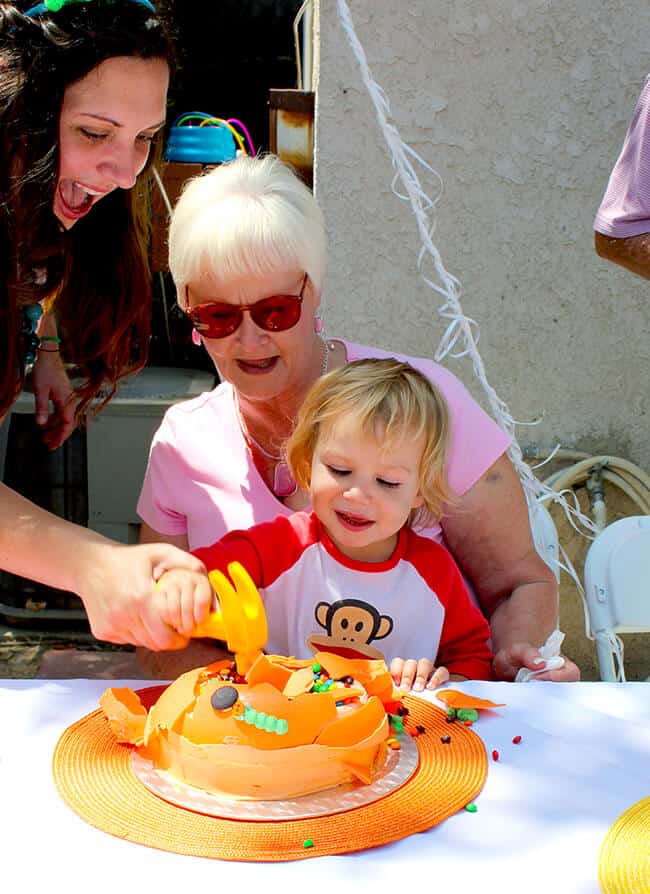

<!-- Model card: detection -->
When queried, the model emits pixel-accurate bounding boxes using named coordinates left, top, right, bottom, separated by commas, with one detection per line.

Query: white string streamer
left=336, top=0, right=597, bottom=544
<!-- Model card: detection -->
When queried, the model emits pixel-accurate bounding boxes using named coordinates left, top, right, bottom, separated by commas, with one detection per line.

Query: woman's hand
left=0, top=484, right=212, bottom=652
left=74, top=540, right=211, bottom=651
left=493, top=643, right=581, bottom=682
left=390, top=657, right=450, bottom=692
left=31, top=348, right=78, bottom=449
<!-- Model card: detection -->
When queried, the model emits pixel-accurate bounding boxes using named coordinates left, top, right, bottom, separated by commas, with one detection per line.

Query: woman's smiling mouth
left=236, top=357, right=279, bottom=374
left=56, top=179, right=109, bottom=220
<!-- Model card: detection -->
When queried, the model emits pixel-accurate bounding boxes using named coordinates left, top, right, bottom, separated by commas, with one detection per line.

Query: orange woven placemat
left=599, top=797, right=650, bottom=894
left=52, top=687, right=487, bottom=862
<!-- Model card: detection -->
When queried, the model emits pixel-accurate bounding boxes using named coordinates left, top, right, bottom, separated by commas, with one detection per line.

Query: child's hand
left=390, top=657, right=451, bottom=692
left=153, top=569, right=214, bottom=639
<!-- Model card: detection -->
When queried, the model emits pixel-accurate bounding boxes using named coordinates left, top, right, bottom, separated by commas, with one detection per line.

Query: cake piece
left=100, top=650, right=402, bottom=800
left=100, top=561, right=404, bottom=801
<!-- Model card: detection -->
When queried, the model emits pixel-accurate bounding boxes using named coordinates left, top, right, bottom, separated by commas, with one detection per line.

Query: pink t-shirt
left=137, top=339, right=511, bottom=550
left=594, top=76, right=650, bottom=238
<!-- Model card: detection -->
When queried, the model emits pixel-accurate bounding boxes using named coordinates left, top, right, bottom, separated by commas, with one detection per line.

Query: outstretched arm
left=0, top=482, right=208, bottom=650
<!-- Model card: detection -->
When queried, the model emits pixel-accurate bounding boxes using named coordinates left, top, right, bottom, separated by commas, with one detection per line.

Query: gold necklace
left=236, top=339, right=331, bottom=498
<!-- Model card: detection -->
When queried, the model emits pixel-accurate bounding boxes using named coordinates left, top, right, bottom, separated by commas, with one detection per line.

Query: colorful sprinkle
left=416, top=724, right=426, bottom=734
left=441, top=734, right=451, bottom=744
left=303, top=838, right=314, bottom=849
left=492, top=749, right=499, bottom=762
left=512, top=735, right=522, bottom=744
left=390, top=716, right=405, bottom=734
left=465, top=803, right=477, bottom=813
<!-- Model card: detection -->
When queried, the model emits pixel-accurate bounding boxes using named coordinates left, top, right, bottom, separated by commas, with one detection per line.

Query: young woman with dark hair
left=0, top=0, right=207, bottom=651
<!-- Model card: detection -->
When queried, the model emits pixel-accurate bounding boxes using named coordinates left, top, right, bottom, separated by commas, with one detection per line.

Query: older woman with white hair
left=137, top=154, right=579, bottom=683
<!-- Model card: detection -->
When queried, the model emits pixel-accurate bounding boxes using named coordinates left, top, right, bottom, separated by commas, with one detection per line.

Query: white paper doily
left=131, top=735, right=419, bottom=821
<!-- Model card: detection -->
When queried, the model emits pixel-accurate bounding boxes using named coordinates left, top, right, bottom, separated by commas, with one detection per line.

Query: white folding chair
left=583, top=515, right=650, bottom=681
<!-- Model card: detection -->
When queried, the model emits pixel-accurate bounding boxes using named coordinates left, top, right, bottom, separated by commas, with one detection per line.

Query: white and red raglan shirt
left=193, top=511, right=493, bottom=680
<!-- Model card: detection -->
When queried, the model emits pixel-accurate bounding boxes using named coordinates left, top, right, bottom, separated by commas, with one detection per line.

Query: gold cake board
left=599, top=797, right=650, bottom=894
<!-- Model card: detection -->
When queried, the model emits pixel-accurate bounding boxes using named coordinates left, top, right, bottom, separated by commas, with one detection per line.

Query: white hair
left=168, top=154, right=327, bottom=301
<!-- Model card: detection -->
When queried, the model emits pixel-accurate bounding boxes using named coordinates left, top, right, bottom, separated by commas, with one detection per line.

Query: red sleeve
left=191, top=511, right=316, bottom=589
left=435, top=559, right=493, bottom=680
left=192, top=532, right=264, bottom=587
left=406, top=533, right=493, bottom=680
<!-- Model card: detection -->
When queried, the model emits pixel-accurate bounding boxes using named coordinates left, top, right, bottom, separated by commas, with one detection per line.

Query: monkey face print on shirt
left=307, top=597, right=394, bottom=660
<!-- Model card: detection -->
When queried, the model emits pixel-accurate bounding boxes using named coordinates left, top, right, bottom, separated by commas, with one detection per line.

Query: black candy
left=211, top=685, right=239, bottom=711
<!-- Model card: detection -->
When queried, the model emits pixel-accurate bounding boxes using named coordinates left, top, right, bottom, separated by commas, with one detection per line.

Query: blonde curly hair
left=286, top=358, right=454, bottom=529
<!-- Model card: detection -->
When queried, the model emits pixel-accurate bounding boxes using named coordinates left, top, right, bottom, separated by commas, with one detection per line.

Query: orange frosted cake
left=100, top=650, right=404, bottom=801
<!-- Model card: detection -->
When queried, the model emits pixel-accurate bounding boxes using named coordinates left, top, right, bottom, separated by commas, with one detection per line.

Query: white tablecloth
left=1, top=679, right=648, bottom=894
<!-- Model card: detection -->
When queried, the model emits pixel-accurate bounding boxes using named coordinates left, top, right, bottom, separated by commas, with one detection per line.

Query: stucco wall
left=314, top=1, right=650, bottom=469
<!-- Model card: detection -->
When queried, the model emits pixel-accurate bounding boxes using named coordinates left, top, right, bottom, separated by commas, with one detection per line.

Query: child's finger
left=193, top=575, right=215, bottom=627
left=178, top=577, right=203, bottom=637
left=426, top=665, right=450, bottom=690
left=399, top=658, right=419, bottom=691
left=412, top=658, right=435, bottom=692
left=151, top=580, right=175, bottom=628
left=163, top=581, right=184, bottom=634
left=390, top=657, right=405, bottom=686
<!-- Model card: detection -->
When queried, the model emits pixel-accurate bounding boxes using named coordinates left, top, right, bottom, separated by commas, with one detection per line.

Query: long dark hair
left=0, top=1, right=176, bottom=419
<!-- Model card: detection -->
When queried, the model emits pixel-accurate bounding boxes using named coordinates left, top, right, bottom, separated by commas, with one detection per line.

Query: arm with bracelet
left=31, top=310, right=78, bottom=449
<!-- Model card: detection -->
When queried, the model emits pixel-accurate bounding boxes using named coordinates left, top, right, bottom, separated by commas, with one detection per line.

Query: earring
left=314, top=314, right=324, bottom=335
left=191, top=328, right=202, bottom=346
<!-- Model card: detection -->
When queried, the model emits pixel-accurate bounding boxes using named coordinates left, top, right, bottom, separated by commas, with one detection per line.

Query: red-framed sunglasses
left=184, top=273, right=308, bottom=339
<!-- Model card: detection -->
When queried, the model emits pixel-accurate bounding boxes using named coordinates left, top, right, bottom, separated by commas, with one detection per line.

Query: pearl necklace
left=237, top=339, right=332, bottom=498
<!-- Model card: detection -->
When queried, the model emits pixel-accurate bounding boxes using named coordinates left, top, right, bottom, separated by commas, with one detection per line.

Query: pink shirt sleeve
left=137, top=411, right=190, bottom=538
left=594, top=76, right=650, bottom=238
left=137, top=385, right=294, bottom=549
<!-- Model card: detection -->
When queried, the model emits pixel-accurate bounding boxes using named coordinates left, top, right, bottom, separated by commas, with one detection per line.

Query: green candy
left=456, top=708, right=479, bottom=722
